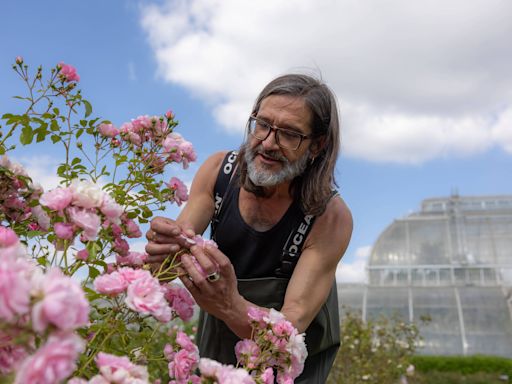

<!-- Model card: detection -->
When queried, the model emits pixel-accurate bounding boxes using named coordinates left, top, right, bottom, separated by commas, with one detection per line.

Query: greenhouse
left=339, top=194, right=512, bottom=357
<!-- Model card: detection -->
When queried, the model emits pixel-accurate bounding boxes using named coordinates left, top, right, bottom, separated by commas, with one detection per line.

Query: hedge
left=411, top=355, right=512, bottom=377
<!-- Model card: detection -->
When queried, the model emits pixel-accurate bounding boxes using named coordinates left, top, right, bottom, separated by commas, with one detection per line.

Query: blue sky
left=2, top=0, right=511, bottom=282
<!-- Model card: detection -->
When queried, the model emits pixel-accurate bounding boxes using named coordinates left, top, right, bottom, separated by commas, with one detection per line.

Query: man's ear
left=310, top=136, right=326, bottom=158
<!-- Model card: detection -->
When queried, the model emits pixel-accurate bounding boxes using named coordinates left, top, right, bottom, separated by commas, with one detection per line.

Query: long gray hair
left=238, top=73, right=341, bottom=216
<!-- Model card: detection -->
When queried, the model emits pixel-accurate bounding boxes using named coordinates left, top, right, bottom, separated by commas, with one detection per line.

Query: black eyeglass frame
left=247, top=115, right=313, bottom=151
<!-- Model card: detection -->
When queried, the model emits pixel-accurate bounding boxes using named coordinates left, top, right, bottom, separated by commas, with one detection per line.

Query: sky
left=1, top=0, right=511, bottom=283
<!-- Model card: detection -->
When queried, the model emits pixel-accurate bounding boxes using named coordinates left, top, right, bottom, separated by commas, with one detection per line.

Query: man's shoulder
left=200, top=151, right=232, bottom=174
left=314, top=194, right=353, bottom=236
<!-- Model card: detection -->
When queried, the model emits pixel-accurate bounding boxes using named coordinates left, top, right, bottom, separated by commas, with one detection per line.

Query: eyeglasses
left=247, top=116, right=312, bottom=150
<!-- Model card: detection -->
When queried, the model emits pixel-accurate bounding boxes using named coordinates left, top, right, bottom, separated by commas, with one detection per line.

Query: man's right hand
left=145, top=216, right=195, bottom=264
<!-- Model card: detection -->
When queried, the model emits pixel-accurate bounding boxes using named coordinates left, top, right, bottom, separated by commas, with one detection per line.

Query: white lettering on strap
left=223, top=152, right=238, bottom=175
left=215, top=194, right=222, bottom=211
left=287, top=215, right=314, bottom=256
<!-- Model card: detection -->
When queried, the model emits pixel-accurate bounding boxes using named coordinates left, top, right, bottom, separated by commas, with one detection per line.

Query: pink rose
left=58, top=62, right=80, bottom=82
left=175, top=331, right=198, bottom=352
left=247, top=306, right=267, bottom=328
left=67, top=207, right=101, bottom=240
left=96, top=352, right=149, bottom=383
left=166, top=177, right=188, bottom=206
left=162, top=133, right=183, bottom=156
left=124, top=218, right=142, bottom=238
left=117, top=267, right=150, bottom=284
left=40, top=187, right=73, bottom=211
left=113, top=237, right=129, bottom=256
left=272, top=319, right=295, bottom=338
left=14, top=333, right=85, bottom=384
left=261, top=368, right=275, bottom=384
left=0, top=331, right=29, bottom=375
left=125, top=274, right=172, bottom=322
left=54, top=222, right=75, bottom=240
left=119, top=122, right=133, bottom=135
left=235, top=339, right=260, bottom=369
left=164, top=283, right=195, bottom=321
left=101, top=195, right=124, bottom=223
left=98, top=123, right=119, bottom=138
left=127, top=131, right=142, bottom=146
left=31, top=268, right=90, bottom=332
left=76, top=249, right=89, bottom=261
left=116, top=251, right=148, bottom=267
left=179, top=140, right=196, bottom=169
left=0, top=256, right=33, bottom=322
left=169, top=349, right=199, bottom=381
left=93, top=271, right=128, bottom=296
left=131, top=115, right=152, bottom=132
left=0, top=226, right=18, bottom=247
left=217, top=365, right=255, bottom=384
left=31, top=206, right=51, bottom=231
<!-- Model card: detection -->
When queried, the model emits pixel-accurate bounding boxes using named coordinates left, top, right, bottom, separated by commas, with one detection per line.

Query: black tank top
left=213, top=170, right=306, bottom=278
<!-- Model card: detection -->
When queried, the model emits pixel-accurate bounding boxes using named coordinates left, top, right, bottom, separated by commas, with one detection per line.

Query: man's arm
left=145, top=151, right=227, bottom=263
left=280, top=195, right=353, bottom=332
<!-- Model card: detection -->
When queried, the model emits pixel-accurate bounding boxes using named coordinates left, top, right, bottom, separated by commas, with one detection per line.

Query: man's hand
left=145, top=216, right=195, bottom=265
left=177, top=244, right=251, bottom=339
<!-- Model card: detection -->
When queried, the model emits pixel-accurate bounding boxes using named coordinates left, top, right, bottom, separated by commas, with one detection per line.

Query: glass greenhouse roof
left=338, top=194, right=512, bottom=357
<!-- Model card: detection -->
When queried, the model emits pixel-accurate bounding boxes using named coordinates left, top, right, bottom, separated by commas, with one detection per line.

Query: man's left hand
left=178, top=245, right=246, bottom=323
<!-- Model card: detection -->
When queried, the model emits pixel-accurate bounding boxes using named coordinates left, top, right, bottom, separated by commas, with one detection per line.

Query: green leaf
left=83, top=99, right=92, bottom=118
left=51, top=119, right=60, bottom=132
left=20, top=125, right=34, bottom=145
left=51, top=134, right=61, bottom=143
left=71, top=157, right=82, bottom=166
left=141, top=205, right=153, bottom=219
left=79, top=119, right=87, bottom=128
left=88, top=266, right=101, bottom=279
left=0, top=145, right=5, bottom=155
left=37, top=256, right=48, bottom=267
left=88, top=118, right=100, bottom=127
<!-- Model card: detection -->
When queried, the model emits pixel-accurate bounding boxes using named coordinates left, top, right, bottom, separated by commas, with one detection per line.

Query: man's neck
left=254, top=180, right=292, bottom=200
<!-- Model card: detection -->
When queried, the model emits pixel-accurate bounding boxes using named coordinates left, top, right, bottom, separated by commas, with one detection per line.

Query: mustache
left=251, top=144, right=288, bottom=162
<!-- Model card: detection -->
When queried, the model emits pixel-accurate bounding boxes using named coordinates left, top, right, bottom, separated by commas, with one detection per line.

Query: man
left=145, top=74, right=352, bottom=382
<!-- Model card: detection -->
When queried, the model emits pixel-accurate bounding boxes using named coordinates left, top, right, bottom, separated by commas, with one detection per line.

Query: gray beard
left=244, top=144, right=310, bottom=187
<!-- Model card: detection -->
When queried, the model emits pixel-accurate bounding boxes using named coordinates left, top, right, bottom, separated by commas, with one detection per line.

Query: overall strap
left=211, top=150, right=238, bottom=239
left=275, top=189, right=339, bottom=277
left=276, top=214, right=316, bottom=277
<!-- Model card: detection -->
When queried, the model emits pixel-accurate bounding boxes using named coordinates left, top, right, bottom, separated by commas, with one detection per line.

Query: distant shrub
left=327, top=310, right=421, bottom=384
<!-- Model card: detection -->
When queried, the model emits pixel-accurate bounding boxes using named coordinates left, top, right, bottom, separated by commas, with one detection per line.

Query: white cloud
left=20, top=155, right=61, bottom=191
left=336, top=245, right=371, bottom=283
left=140, top=0, right=512, bottom=164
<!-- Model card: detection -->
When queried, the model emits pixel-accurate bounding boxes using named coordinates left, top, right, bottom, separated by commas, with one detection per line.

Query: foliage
left=327, top=309, right=421, bottom=384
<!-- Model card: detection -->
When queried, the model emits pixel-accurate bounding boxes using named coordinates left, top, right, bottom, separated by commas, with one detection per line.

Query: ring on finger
left=207, top=271, right=221, bottom=282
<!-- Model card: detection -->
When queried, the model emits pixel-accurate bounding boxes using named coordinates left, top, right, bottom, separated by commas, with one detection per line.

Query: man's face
left=245, top=95, right=313, bottom=187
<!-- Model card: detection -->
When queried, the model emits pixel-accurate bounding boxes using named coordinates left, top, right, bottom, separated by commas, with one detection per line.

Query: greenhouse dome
left=338, top=194, right=512, bottom=357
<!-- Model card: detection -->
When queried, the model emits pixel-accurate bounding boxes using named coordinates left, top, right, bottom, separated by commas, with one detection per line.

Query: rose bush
left=0, top=59, right=306, bottom=383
